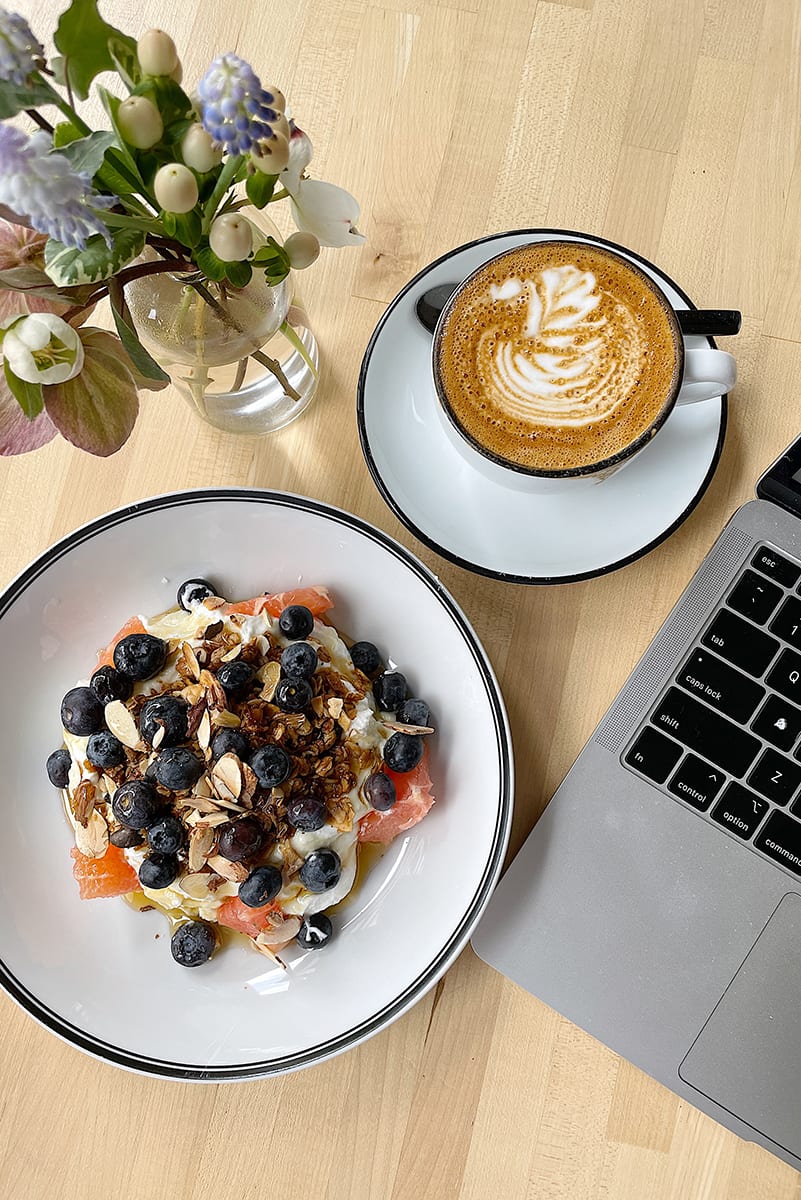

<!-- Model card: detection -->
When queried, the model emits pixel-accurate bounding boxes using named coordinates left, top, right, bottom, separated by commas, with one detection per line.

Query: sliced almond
left=197, top=709, right=212, bottom=751
left=194, top=773, right=214, bottom=799
left=188, top=823, right=216, bottom=872
left=180, top=872, right=212, bottom=899
left=212, top=752, right=242, bottom=803
left=337, top=712, right=352, bottom=732
left=200, top=668, right=227, bottom=709
left=151, top=723, right=166, bottom=750
left=311, top=695, right=325, bottom=718
left=73, top=779, right=97, bottom=827
left=203, top=596, right=227, bottom=610
left=181, top=640, right=201, bottom=681
left=240, top=763, right=258, bottom=807
left=75, top=807, right=109, bottom=858
left=181, top=681, right=205, bottom=706
left=257, top=915, right=300, bottom=946
left=252, top=938, right=288, bottom=969
left=220, top=643, right=242, bottom=662
left=105, top=700, right=142, bottom=749
left=206, top=855, right=248, bottom=882
left=209, top=795, right=247, bottom=813
left=211, top=709, right=241, bottom=729
left=382, top=719, right=435, bottom=735
left=259, top=660, right=281, bottom=701
left=179, top=793, right=220, bottom=814
left=327, top=697, right=344, bottom=719
left=185, top=697, right=207, bottom=739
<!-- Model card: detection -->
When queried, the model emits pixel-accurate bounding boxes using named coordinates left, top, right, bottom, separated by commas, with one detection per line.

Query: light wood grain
left=3, top=1, right=801, bottom=1197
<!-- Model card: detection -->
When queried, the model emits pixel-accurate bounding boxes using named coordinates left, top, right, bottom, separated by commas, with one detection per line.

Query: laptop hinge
left=756, top=434, right=801, bottom=519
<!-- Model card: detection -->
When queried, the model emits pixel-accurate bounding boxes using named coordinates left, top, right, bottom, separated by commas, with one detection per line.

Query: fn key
left=625, top=727, right=682, bottom=783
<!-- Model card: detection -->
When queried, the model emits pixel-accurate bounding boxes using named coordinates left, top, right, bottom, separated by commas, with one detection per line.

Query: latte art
left=435, top=242, right=682, bottom=473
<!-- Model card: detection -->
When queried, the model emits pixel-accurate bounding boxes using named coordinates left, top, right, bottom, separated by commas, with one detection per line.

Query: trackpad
left=680, top=892, right=801, bottom=1157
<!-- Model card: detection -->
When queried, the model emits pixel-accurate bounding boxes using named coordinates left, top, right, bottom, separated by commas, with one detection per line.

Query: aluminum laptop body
left=472, top=434, right=801, bottom=1171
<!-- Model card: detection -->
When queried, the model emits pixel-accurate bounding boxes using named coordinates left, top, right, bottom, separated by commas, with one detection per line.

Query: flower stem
left=25, top=108, right=53, bottom=134
left=201, top=155, right=243, bottom=233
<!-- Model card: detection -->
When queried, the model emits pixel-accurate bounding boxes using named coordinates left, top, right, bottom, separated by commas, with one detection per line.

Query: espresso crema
left=435, top=242, right=682, bottom=472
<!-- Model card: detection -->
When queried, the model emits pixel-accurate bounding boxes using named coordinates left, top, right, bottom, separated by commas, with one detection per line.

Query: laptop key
left=727, top=569, right=783, bottom=625
left=766, top=648, right=801, bottom=705
left=668, top=754, right=724, bottom=811
left=701, top=609, right=779, bottom=677
left=676, top=648, right=764, bottom=723
left=711, top=783, right=769, bottom=839
left=770, top=596, right=801, bottom=650
left=752, top=545, right=801, bottom=588
left=624, top=727, right=682, bottom=783
left=751, top=695, right=801, bottom=751
left=748, top=749, right=801, bottom=806
left=754, top=810, right=801, bottom=875
left=651, top=688, right=760, bottom=777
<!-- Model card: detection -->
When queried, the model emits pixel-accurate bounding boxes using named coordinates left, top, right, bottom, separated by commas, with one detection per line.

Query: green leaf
left=53, top=121, right=82, bottom=149
left=44, top=227, right=145, bottom=287
left=0, top=76, right=54, bottom=120
left=279, top=320, right=318, bottom=376
left=246, top=171, right=277, bottom=210
left=54, top=130, right=118, bottom=178
left=54, top=0, right=137, bottom=101
left=194, top=244, right=227, bottom=282
left=134, top=76, right=192, bottom=127
left=108, top=35, right=141, bottom=91
left=224, top=261, right=253, bottom=288
left=108, top=288, right=170, bottom=386
left=44, top=329, right=139, bottom=455
left=0, top=266, right=92, bottom=307
left=173, top=210, right=202, bottom=250
left=3, top=360, right=44, bottom=419
left=251, top=237, right=290, bottom=272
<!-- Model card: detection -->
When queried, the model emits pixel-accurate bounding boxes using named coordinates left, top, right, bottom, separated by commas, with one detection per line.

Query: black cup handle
left=415, top=281, right=742, bottom=340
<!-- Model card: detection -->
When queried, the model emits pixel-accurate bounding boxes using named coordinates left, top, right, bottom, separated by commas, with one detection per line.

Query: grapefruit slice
left=358, top=748, right=435, bottom=844
left=263, top=586, right=333, bottom=618
left=96, top=616, right=147, bottom=669
left=71, top=844, right=140, bottom=899
left=216, top=895, right=279, bottom=937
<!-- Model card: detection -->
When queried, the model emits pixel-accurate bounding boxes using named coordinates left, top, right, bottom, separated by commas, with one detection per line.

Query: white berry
left=117, top=96, right=163, bottom=150
left=181, top=124, right=222, bottom=173
left=154, top=163, right=199, bottom=214
left=137, top=29, right=179, bottom=77
left=284, top=232, right=320, bottom=270
left=251, top=131, right=290, bottom=175
left=266, top=85, right=286, bottom=114
left=209, top=214, right=254, bottom=262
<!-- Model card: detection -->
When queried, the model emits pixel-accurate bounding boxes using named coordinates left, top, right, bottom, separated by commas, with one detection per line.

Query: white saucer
left=357, top=230, right=727, bottom=584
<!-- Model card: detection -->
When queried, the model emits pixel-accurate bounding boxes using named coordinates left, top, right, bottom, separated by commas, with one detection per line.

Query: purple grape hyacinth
left=0, top=128, right=114, bottom=251
left=0, top=9, right=44, bottom=86
left=196, top=53, right=279, bottom=155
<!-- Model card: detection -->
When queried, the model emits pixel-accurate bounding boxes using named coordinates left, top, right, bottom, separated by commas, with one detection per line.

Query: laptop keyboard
left=624, top=543, right=801, bottom=877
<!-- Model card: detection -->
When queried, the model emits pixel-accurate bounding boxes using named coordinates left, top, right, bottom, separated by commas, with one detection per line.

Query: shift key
left=651, top=687, right=761, bottom=777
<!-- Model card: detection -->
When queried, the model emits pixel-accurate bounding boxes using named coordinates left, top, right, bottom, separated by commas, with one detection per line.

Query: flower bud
left=251, top=130, right=289, bottom=175
left=137, top=28, right=179, bottom=76
left=154, top=163, right=199, bottom=214
left=265, top=85, right=286, bottom=115
left=284, top=231, right=320, bottom=270
left=181, top=124, right=222, bottom=173
left=118, top=95, right=164, bottom=150
left=209, top=213, right=253, bottom=262
left=2, top=313, right=84, bottom=384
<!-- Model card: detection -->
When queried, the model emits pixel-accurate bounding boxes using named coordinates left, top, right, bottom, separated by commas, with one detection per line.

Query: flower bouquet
left=0, top=1, right=364, bottom=455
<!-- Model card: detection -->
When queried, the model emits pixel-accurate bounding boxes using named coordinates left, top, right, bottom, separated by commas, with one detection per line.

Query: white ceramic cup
left=431, top=240, right=737, bottom=494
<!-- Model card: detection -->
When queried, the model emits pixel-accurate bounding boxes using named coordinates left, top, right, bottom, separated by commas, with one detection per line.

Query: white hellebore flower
left=289, top=180, right=366, bottom=248
left=2, top=313, right=84, bottom=384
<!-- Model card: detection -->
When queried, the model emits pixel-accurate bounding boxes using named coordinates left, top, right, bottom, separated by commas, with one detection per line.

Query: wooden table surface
left=3, top=1, right=801, bottom=1197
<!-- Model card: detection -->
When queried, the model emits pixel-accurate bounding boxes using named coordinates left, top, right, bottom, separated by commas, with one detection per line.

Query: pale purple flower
left=0, top=9, right=44, bottom=86
left=0, top=127, right=114, bottom=250
left=197, top=54, right=279, bottom=155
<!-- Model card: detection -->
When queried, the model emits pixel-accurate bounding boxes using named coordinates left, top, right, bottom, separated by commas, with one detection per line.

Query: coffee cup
left=430, top=239, right=737, bottom=493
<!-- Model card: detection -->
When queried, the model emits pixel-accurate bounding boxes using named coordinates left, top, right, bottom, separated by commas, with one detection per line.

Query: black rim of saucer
left=0, top=489, right=513, bottom=1081
left=356, top=227, right=729, bottom=586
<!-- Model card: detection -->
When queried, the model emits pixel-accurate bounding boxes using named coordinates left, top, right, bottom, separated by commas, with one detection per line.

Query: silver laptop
left=472, top=433, right=801, bottom=1170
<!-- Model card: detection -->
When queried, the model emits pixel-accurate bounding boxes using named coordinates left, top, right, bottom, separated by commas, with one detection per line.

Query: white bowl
left=0, top=490, right=512, bottom=1080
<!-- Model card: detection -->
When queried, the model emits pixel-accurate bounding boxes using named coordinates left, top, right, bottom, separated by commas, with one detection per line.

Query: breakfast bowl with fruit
left=0, top=491, right=512, bottom=1079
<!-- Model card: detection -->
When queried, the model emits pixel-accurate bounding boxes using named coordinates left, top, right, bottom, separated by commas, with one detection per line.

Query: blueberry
left=215, top=660, right=255, bottom=699
left=273, top=677, right=313, bottom=712
left=112, top=779, right=163, bottom=829
left=152, top=746, right=204, bottom=791
left=278, top=604, right=314, bottom=639
left=238, top=865, right=283, bottom=908
left=171, top=920, right=217, bottom=967
left=113, top=633, right=167, bottom=681
left=383, top=732, right=424, bottom=773
left=86, top=731, right=126, bottom=770
left=249, top=743, right=291, bottom=788
left=286, top=795, right=327, bottom=832
left=280, top=641, right=318, bottom=679
left=373, top=671, right=408, bottom=713
left=349, top=641, right=382, bottom=676
left=109, top=825, right=144, bottom=849
left=217, top=816, right=264, bottom=862
left=397, top=698, right=432, bottom=728
left=139, top=695, right=188, bottom=747
left=46, top=748, right=71, bottom=788
left=177, top=578, right=217, bottom=611
left=211, top=727, right=251, bottom=762
left=60, top=686, right=104, bottom=736
left=146, top=814, right=185, bottom=855
left=138, top=852, right=179, bottom=890
left=364, top=772, right=396, bottom=812
left=90, top=665, right=132, bottom=705
left=297, top=913, right=333, bottom=950
left=299, top=848, right=341, bottom=893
